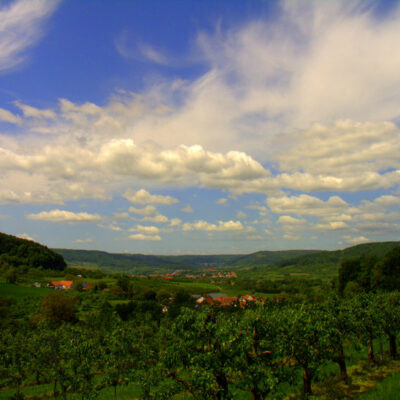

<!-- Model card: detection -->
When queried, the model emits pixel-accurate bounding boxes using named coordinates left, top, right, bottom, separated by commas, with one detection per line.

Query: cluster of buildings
left=195, top=293, right=262, bottom=307
left=33, top=280, right=93, bottom=290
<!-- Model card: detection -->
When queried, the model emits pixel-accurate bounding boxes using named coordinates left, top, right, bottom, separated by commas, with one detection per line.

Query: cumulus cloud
left=169, top=218, right=182, bottom=227
left=17, top=233, right=34, bottom=241
left=182, top=220, right=244, bottom=232
left=267, top=194, right=351, bottom=217
left=343, top=235, right=370, bottom=245
left=0, top=0, right=59, bottom=72
left=131, top=225, right=160, bottom=234
left=216, top=198, right=228, bottom=205
left=123, top=188, right=178, bottom=205
left=278, top=215, right=306, bottom=225
left=181, top=204, right=193, bottom=213
left=128, top=233, right=162, bottom=241
left=26, top=209, right=102, bottom=223
left=128, top=205, right=158, bottom=217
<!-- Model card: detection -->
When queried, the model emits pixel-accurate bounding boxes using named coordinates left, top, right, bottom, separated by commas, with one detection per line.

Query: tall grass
left=357, top=371, right=400, bottom=399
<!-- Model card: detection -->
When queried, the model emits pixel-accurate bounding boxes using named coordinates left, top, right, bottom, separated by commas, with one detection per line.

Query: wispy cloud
left=0, top=0, right=59, bottom=72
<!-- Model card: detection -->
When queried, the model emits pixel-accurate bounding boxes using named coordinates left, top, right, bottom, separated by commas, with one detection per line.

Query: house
left=33, top=282, right=41, bottom=288
left=48, top=280, right=73, bottom=290
left=81, top=282, right=93, bottom=290
left=215, top=296, right=238, bottom=307
left=196, top=296, right=214, bottom=306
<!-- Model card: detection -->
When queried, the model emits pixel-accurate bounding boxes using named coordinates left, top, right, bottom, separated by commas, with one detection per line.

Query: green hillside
left=276, top=241, right=400, bottom=269
left=231, top=249, right=321, bottom=267
left=0, top=232, right=66, bottom=271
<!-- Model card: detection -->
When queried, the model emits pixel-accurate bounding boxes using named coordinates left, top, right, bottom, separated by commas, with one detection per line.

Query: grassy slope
left=0, top=283, right=51, bottom=299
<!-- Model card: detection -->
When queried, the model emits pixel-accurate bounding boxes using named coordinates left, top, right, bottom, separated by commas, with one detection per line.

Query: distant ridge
left=275, top=241, right=400, bottom=269
left=54, top=241, right=400, bottom=275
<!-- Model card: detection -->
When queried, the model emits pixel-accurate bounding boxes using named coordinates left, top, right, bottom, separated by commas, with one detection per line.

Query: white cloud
left=128, top=205, right=158, bottom=217
left=0, top=0, right=59, bottom=72
left=17, top=233, right=34, bottom=241
left=74, top=238, right=93, bottom=244
left=127, top=233, right=162, bottom=241
left=0, top=108, right=20, bottom=124
left=181, top=204, right=193, bottom=213
left=283, top=233, right=300, bottom=241
left=216, top=198, right=228, bottom=205
left=267, top=194, right=350, bottom=217
left=278, top=215, right=306, bottom=225
left=142, top=214, right=169, bottom=223
left=131, top=225, right=160, bottom=234
left=113, top=212, right=130, bottom=220
left=123, top=188, right=178, bottom=205
left=169, top=218, right=182, bottom=227
left=14, top=101, right=56, bottom=119
left=26, top=209, right=102, bottom=223
left=343, top=235, right=370, bottom=245
left=182, top=220, right=244, bottom=232
left=314, top=221, right=349, bottom=231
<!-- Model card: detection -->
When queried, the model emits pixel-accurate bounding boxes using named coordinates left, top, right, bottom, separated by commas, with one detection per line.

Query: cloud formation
left=27, top=209, right=102, bottom=223
left=0, top=0, right=59, bottom=72
left=124, top=188, right=178, bottom=205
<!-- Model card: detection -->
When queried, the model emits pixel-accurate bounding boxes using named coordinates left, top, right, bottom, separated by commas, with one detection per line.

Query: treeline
left=0, top=232, right=66, bottom=274
left=338, top=246, right=400, bottom=294
left=276, top=241, right=400, bottom=269
left=1, top=291, right=400, bottom=399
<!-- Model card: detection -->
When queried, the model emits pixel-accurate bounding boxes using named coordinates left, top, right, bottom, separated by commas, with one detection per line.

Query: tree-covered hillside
left=276, top=241, right=400, bottom=269
left=0, top=232, right=66, bottom=271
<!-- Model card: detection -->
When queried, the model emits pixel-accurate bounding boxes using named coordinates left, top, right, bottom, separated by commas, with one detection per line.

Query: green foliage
left=0, top=232, right=66, bottom=271
left=37, top=291, right=78, bottom=326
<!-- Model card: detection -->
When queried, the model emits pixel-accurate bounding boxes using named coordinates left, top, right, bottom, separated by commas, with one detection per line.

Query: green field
left=0, top=283, right=51, bottom=299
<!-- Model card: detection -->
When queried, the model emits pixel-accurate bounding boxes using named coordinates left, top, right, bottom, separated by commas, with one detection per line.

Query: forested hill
left=54, top=248, right=320, bottom=273
left=275, top=241, right=400, bottom=269
left=53, top=249, right=242, bottom=273
left=230, top=250, right=321, bottom=267
left=0, top=232, right=66, bottom=271
left=55, top=241, right=400, bottom=274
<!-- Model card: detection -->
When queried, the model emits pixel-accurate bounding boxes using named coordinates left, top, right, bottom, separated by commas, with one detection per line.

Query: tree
left=234, top=306, right=292, bottom=400
left=280, top=304, right=330, bottom=396
left=160, top=307, right=236, bottom=400
left=39, top=291, right=78, bottom=326
left=375, top=292, right=400, bottom=358
left=373, top=247, right=400, bottom=290
left=352, top=293, right=383, bottom=366
left=322, top=296, right=356, bottom=381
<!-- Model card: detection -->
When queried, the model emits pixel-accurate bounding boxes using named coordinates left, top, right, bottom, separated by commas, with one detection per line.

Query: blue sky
left=0, top=0, right=399, bottom=254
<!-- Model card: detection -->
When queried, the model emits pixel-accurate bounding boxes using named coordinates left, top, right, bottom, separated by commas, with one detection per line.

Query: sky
left=0, top=0, right=399, bottom=254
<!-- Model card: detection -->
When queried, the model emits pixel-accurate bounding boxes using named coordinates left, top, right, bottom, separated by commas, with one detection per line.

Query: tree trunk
left=215, top=372, right=229, bottom=400
left=337, top=343, right=348, bottom=381
left=251, top=387, right=267, bottom=400
left=114, top=384, right=118, bottom=400
left=303, top=368, right=312, bottom=395
left=368, top=333, right=375, bottom=366
left=60, top=383, right=68, bottom=400
left=53, top=379, right=58, bottom=398
left=389, top=333, right=397, bottom=359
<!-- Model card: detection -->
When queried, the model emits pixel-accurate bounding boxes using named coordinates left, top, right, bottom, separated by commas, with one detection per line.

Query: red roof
left=50, top=280, right=73, bottom=288
left=215, top=297, right=237, bottom=306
